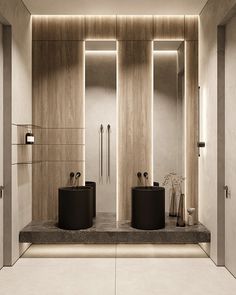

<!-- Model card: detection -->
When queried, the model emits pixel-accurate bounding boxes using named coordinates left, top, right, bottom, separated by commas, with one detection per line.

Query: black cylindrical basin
left=85, top=181, right=96, bottom=217
left=58, top=186, right=93, bottom=230
left=131, top=186, right=165, bottom=230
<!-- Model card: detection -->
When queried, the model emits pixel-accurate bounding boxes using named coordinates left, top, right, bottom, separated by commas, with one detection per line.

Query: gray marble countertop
left=20, top=213, right=210, bottom=244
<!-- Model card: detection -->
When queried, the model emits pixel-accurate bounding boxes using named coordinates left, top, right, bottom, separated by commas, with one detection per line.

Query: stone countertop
left=20, top=213, right=210, bottom=244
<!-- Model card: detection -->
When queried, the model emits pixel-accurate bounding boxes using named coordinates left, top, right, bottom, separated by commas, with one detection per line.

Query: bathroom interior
left=28, top=21, right=198, bottom=233
left=0, top=0, right=236, bottom=294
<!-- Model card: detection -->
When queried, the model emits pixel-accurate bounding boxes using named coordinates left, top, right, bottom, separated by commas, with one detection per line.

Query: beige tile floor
left=116, top=258, right=236, bottom=295
left=0, top=244, right=235, bottom=295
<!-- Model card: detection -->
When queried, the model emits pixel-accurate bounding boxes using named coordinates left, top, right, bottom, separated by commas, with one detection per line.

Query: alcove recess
left=32, top=15, right=198, bottom=222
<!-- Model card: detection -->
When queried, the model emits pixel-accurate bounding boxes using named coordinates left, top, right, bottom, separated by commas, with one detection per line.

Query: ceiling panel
left=22, top=0, right=208, bottom=15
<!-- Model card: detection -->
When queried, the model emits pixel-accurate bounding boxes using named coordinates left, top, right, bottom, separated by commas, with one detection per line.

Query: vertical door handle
left=100, top=124, right=104, bottom=182
left=224, top=185, right=230, bottom=199
left=107, top=124, right=111, bottom=183
left=0, top=186, right=4, bottom=198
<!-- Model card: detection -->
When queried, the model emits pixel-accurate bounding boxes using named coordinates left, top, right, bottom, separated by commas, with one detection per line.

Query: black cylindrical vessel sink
left=58, top=186, right=93, bottom=230
left=85, top=181, right=96, bottom=217
left=131, top=186, right=165, bottom=230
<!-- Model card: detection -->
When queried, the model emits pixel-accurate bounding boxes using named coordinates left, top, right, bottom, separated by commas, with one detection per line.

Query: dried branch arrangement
left=163, top=172, right=185, bottom=190
left=163, top=173, right=185, bottom=220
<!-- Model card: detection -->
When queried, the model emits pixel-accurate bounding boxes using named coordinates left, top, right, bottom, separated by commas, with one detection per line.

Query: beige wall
left=32, top=40, right=85, bottom=221
left=199, top=0, right=236, bottom=265
left=0, top=0, right=32, bottom=265
left=0, top=23, right=3, bottom=268
left=117, top=41, right=153, bottom=220
left=225, top=13, right=236, bottom=277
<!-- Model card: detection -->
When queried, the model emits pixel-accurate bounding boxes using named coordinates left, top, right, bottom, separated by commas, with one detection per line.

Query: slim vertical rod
left=107, top=124, right=111, bottom=183
left=100, top=124, right=104, bottom=182
left=198, top=86, right=200, bottom=157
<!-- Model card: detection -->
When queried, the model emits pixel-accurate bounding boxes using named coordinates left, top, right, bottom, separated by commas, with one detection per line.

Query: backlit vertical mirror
left=153, top=41, right=185, bottom=212
left=85, top=41, right=117, bottom=216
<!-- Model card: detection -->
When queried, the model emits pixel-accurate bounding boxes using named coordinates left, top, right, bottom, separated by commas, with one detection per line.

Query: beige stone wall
left=199, top=0, right=236, bottom=265
left=0, top=0, right=32, bottom=265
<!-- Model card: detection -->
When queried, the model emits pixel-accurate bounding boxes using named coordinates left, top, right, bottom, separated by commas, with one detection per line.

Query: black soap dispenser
left=25, top=129, right=35, bottom=144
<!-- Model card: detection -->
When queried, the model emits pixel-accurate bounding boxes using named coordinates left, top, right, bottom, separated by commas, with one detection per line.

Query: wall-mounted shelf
left=12, top=160, right=85, bottom=165
left=13, top=143, right=85, bottom=146
left=13, top=124, right=86, bottom=130
left=12, top=123, right=42, bottom=129
left=39, top=127, right=85, bottom=130
left=12, top=143, right=35, bottom=146
left=12, top=161, right=43, bottom=165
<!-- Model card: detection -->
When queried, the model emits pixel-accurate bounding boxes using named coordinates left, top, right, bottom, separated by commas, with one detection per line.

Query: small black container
left=58, top=186, right=93, bottom=230
left=85, top=181, right=96, bottom=217
left=131, top=186, right=165, bottom=230
left=25, top=130, right=35, bottom=145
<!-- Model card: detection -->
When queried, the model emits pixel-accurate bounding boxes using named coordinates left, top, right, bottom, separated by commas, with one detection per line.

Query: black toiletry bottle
left=25, top=129, right=35, bottom=144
